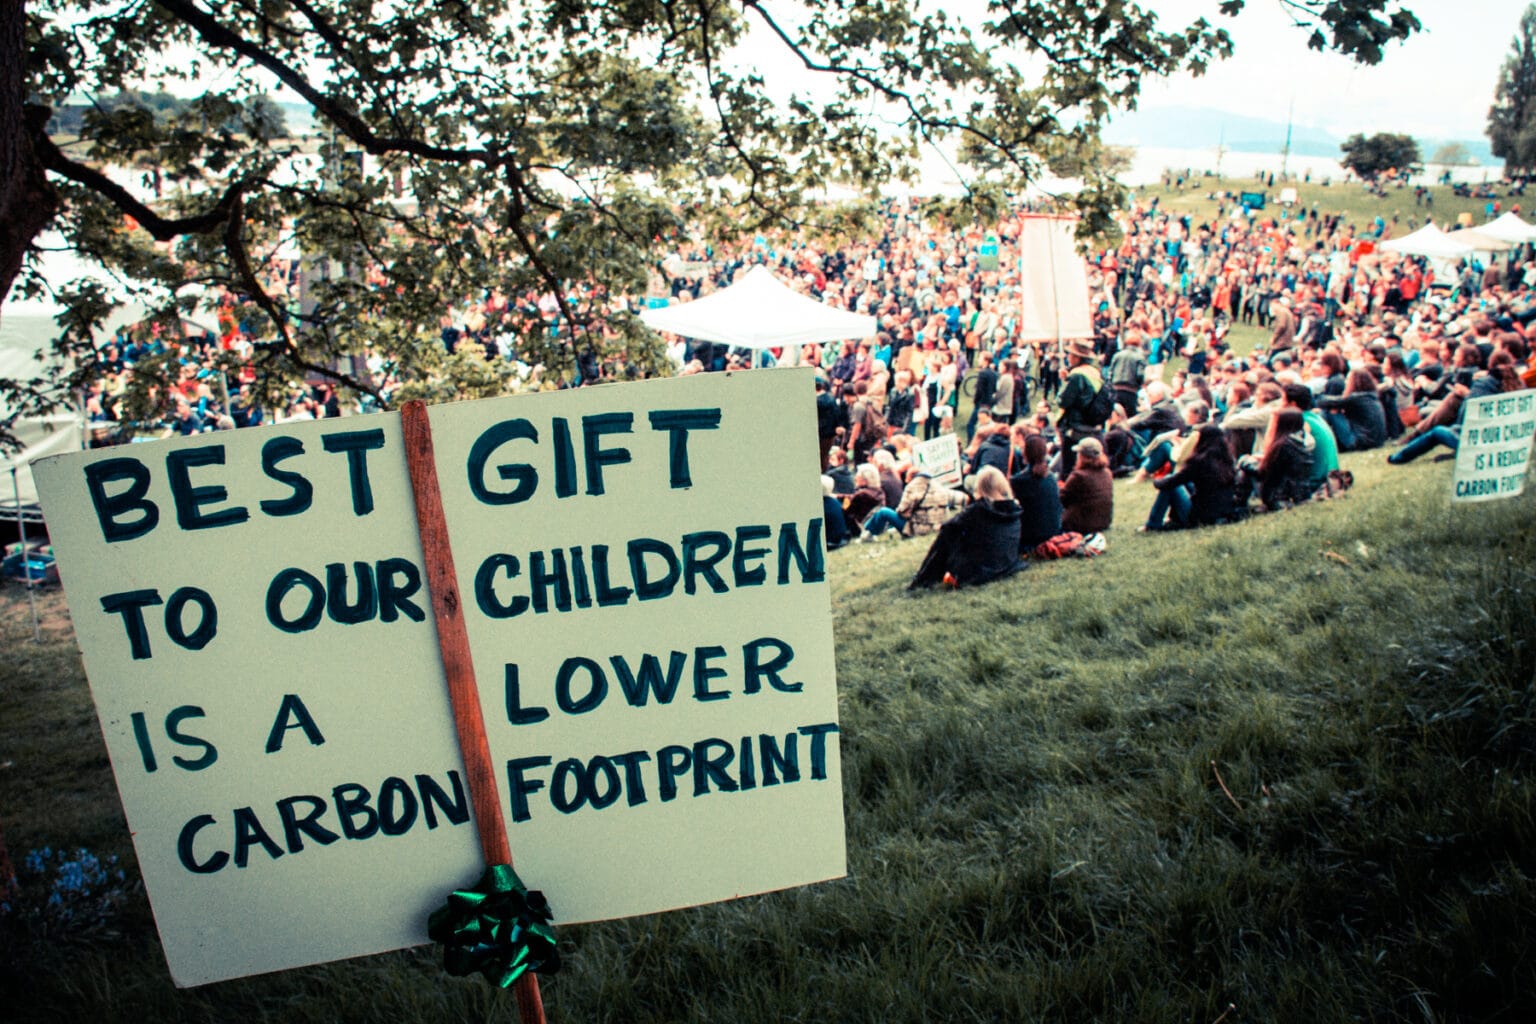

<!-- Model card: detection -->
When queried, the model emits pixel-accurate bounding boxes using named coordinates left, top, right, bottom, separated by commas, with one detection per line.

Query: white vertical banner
left=1017, top=216, right=1091, bottom=344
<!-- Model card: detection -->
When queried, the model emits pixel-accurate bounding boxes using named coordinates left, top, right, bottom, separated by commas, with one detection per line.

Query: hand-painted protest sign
left=33, top=368, right=844, bottom=987
left=1452, top=390, right=1535, bottom=502
left=911, top=434, right=963, bottom=487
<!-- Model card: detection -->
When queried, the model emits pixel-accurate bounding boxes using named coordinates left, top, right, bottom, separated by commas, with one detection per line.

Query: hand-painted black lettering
left=259, top=436, right=313, bottom=516
left=167, top=446, right=250, bottom=530
left=265, top=693, right=327, bottom=754
left=85, top=457, right=158, bottom=542
left=466, top=418, right=539, bottom=505
left=647, top=408, right=722, bottom=488
left=322, top=429, right=386, bottom=515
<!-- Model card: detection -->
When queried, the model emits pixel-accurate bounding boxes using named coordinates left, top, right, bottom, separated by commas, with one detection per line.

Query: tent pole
left=11, top=467, right=41, bottom=644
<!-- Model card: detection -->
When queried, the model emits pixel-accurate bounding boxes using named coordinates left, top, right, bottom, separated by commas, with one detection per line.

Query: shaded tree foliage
left=1489, top=4, right=1536, bottom=177
left=1340, top=131, right=1421, bottom=179
left=2, top=0, right=1420, bottom=422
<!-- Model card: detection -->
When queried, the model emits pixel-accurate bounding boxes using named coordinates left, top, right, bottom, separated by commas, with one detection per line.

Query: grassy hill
left=3, top=448, right=1533, bottom=1022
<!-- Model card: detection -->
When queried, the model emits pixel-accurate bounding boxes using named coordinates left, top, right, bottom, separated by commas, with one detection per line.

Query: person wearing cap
left=1055, top=338, right=1108, bottom=480
left=1059, top=435, right=1114, bottom=535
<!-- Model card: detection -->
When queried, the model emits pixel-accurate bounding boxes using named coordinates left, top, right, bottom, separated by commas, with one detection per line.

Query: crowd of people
left=75, top=178, right=1536, bottom=590
left=780, top=189, right=1535, bottom=588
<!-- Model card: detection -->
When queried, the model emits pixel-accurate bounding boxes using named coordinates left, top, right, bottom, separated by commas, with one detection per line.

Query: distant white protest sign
left=1451, top=391, right=1535, bottom=502
left=911, top=435, right=963, bottom=487
left=34, top=369, right=843, bottom=987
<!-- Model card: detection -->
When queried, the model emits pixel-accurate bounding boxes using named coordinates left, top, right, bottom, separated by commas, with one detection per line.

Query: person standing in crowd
left=967, top=350, right=998, bottom=438
left=815, top=376, right=843, bottom=470
left=1268, top=295, right=1296, bottom=360
left=1106, top=329, right=1148, bottom=419
left=993, top=357, right=1016, bottom=426
left=886, top=369, right=919, bottom=436
left=1055, top=339, right=1110, bottom=480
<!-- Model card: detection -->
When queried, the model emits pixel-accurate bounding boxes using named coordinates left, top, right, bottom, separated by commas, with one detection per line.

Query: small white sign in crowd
left=35, top=369, right=844, bottom=987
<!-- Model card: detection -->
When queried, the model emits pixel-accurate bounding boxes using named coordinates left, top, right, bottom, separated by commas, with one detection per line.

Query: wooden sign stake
left=400, top=400, right=546, bottom=1024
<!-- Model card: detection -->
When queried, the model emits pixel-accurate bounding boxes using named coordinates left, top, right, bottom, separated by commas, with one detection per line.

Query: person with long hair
left=1009, top=433, right=1063, bottom=551
left=1389, top=351, right=1528, bottom=464
left=1240, top=410, right=1315, bottom=510
left=1316, top=367, right=1387, bottom=451
left=1151, top=424, right=1240, bottom=527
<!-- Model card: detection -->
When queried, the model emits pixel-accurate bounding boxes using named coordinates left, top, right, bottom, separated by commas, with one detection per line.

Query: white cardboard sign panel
left=911, top=434, right=963, bottom=487
left=33, top=369, right=844, bottom=987
left=1451, top=391, right=1535, bottom=502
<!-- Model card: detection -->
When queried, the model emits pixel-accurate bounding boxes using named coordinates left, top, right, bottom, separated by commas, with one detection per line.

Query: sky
left=164, top=1, right=1516, bottom=146
left=1128, top=0, right=1513, bottom=141
left=731, top=0, right=1514, bottom=147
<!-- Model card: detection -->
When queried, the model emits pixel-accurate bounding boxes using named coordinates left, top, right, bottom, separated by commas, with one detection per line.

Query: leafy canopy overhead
left=8, top=0, right=1420, bottom=414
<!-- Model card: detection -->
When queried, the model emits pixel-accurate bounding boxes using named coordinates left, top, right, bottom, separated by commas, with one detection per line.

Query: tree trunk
left=0, top=0, right=60, bottom=320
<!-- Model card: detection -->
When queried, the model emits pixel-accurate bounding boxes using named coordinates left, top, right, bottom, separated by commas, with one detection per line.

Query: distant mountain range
left=1103, top=105, right=1494, bottom=164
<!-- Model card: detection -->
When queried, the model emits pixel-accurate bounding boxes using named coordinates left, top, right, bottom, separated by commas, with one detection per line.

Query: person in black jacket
left=1238, top=410, right=1315, bottom=510
left=1316, top=367, right=1387, bottom=451
left=909, top=467, right=1024, bottom=589
left=1151, top=425, right=1239, bottom=528
left=1055, top=339, right=1108, bottom=479
left=966, top=350, right=999, bottom=438
left=1009, top=434, right=1063, bottom=551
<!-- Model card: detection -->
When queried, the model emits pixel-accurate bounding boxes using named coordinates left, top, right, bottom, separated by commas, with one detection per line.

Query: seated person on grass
left=1010, top=433, right=1063, bottom=553
left=1388, top=351, right=1528, bottom=464
left=1283, top=383, right=1340, bottom=494
left=861, top=471, right=966, bottom=540
left=1316, top=367, right=1388, bottom=451
left=1148, top=424, right=1241, bottom=530
left=1060, top=437, right=1115, bottom=535
left=822, top=476, right=851, bottom=550
left=844, top=464, right=888, bottom=536
left=1136, top=400, right=1210, bottom=531
left=1237, top=410, right=1315, bottom=511
left=908, top=467, right=1024, bottom=590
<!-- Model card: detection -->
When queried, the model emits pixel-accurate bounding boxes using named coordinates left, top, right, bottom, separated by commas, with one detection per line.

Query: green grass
left=5, top=451, right=1535, bottom=1023
left=1137, top=175, right=1500, bottom=233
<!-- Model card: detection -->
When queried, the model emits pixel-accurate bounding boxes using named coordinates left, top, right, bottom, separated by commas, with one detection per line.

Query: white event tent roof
left=639, top=266, right=876, bottom=350
left=1379, top=223, right=1477, bottom=260
left=1478, top=212, right=1536, bottom=244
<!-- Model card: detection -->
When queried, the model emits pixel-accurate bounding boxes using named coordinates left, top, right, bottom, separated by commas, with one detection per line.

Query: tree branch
left=150, top=0, right=505, bottom=166
left=739, top=1, right=1033, bottom=177
left=32, top=119, right=244, bottom=241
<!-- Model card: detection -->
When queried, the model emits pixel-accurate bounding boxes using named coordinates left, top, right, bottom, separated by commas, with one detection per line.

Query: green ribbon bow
left=428, top=864, right=560, bottom=987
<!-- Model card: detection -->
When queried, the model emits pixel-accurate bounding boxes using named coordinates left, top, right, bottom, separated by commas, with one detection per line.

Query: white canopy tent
left=1379, top=223, right=1477, bottom=260
left=1478, top=212, right=1536, bottom=244
left=1451, top=229, right=1514, bottom=253
left=639, top=265, right=876, bottom=350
